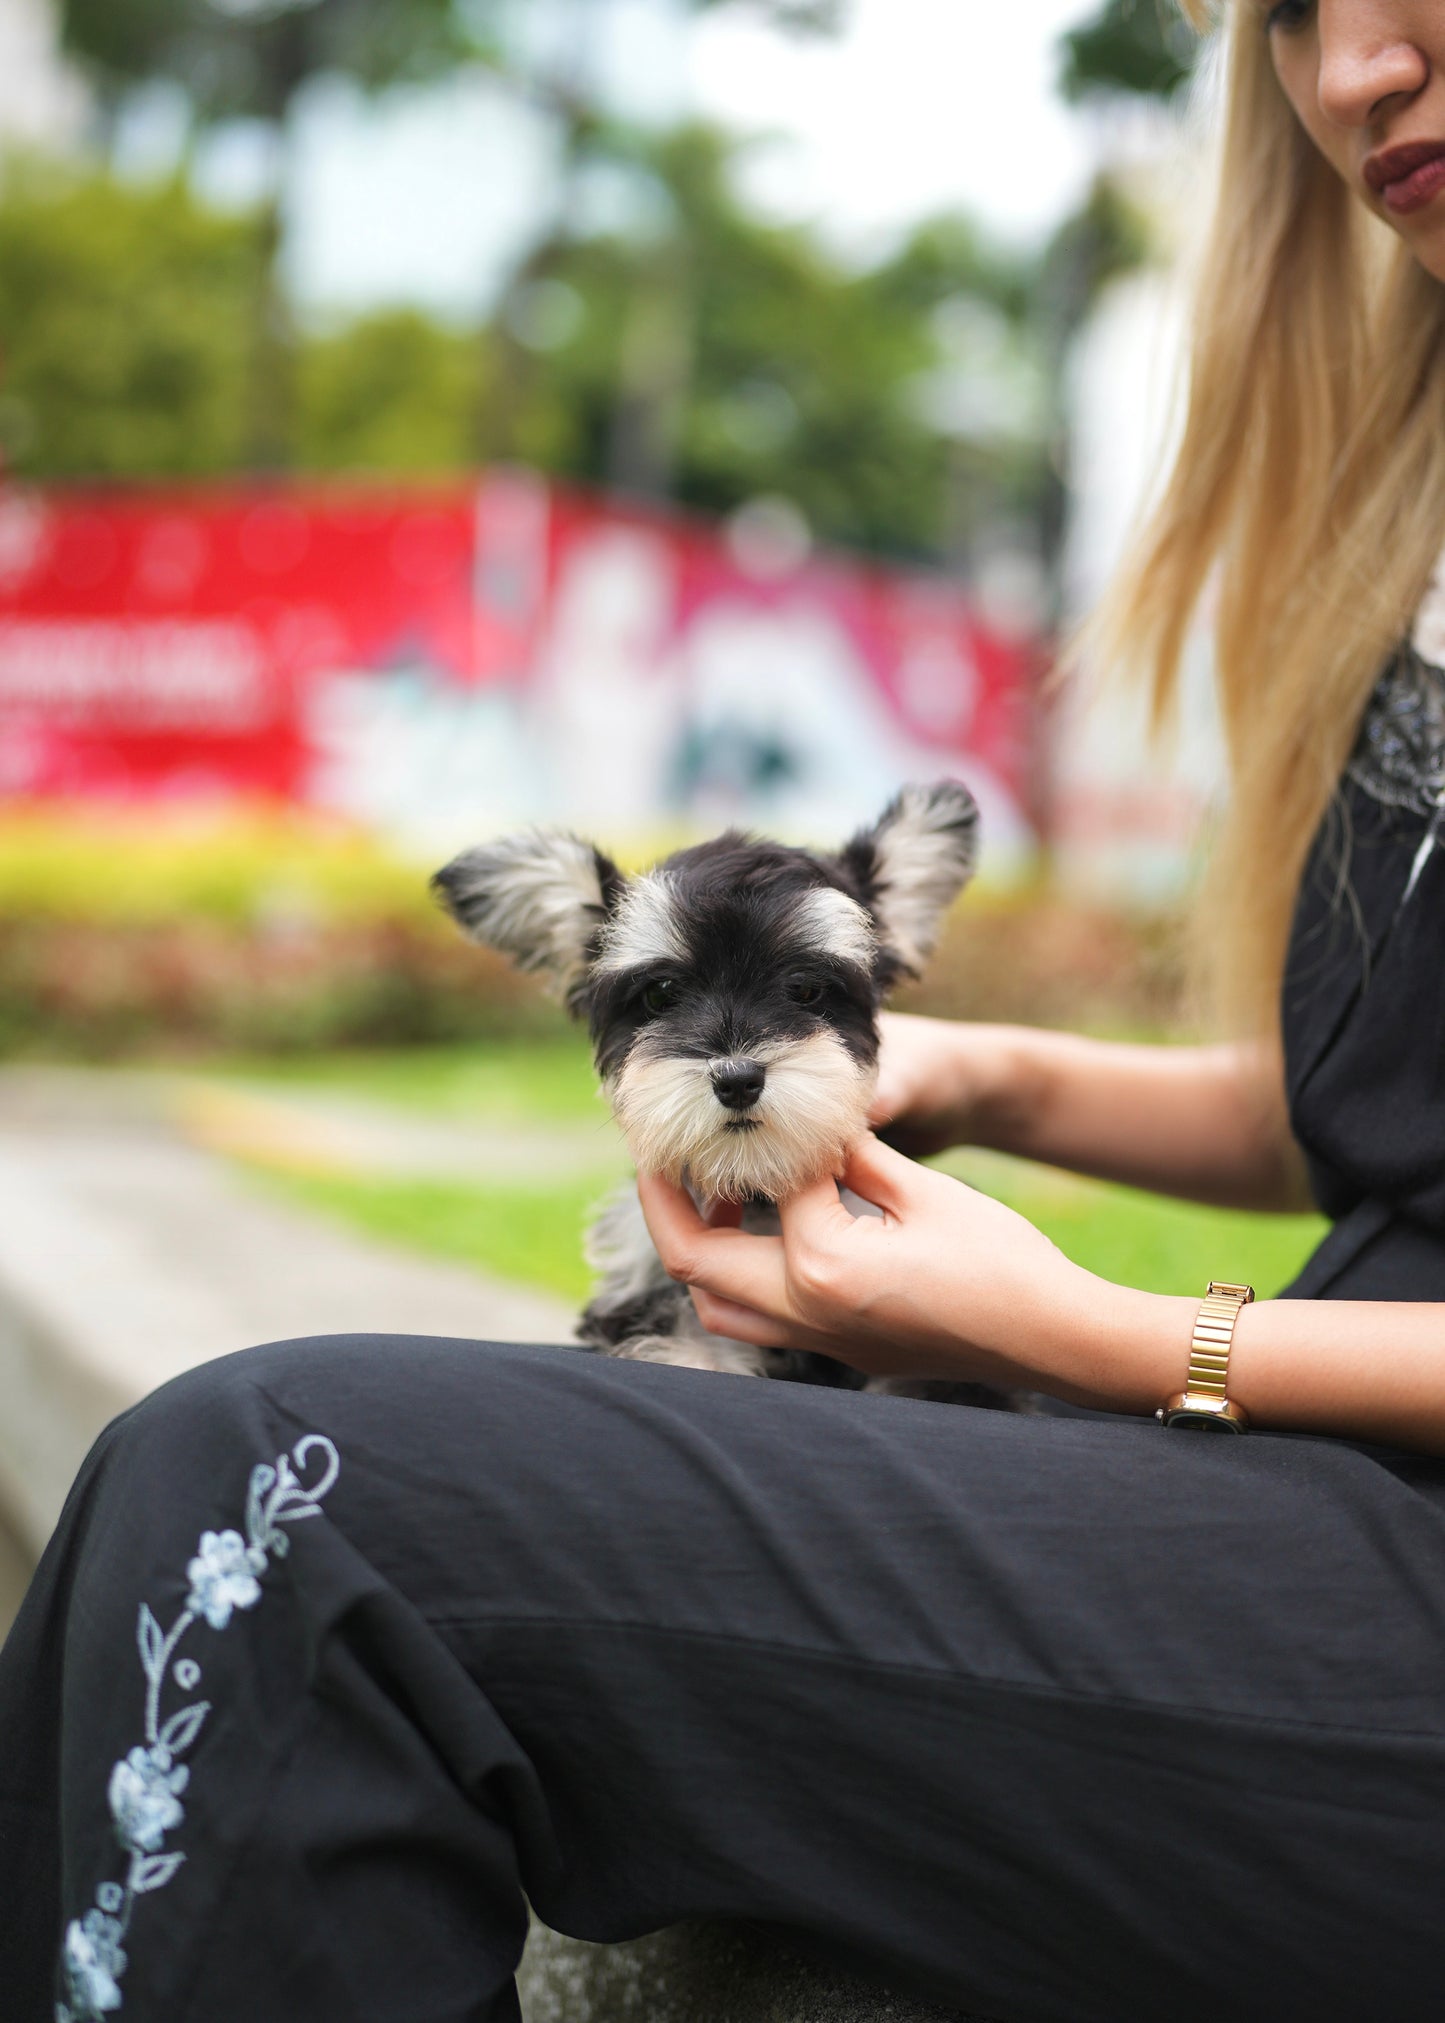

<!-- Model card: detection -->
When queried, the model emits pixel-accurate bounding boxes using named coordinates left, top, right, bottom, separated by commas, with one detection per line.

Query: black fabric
left=5, top=1335, right=1445, bottom=2023
left=1282, top=665, right=1445, bottom=1298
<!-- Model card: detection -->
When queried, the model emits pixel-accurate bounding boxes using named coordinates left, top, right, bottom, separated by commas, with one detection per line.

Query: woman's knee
left=98, top=1333, right=581, bottom=1518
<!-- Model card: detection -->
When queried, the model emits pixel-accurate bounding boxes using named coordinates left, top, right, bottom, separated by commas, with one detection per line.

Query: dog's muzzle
left=710, top=1057, right=766, bottom=1112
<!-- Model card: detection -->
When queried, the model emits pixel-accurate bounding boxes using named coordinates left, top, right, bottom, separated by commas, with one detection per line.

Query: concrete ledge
left=0, top=1113, right=574, bottom=1553
left=518, top=1920, right=977, bottom=2023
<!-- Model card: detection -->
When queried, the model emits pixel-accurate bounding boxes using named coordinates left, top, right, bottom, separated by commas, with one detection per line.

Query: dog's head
left=433, top=782, right=978, bottom=1201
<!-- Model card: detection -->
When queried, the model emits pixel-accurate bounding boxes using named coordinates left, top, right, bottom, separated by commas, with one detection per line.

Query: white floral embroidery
left=185, top=1530, right=262, bottom=1630
left=62, top=1913, right=126, bottom=2017
left=55, top=1433, right=341, bottom=2023
left=107, top=1748, right=188, bottom=1854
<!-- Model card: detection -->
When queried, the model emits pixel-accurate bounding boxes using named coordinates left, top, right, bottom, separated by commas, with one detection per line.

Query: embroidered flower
left=61, top=1909, right=127, bottom=2017
left=184, top=1529, right=262, bottom=1630
left=108, top=1746, right=189, bottom=1854
left=58, top=1434, right=340, bottom=2021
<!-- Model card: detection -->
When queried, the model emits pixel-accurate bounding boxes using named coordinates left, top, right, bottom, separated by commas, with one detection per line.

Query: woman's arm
left=637, top=1139, right=1445, bottom=1456
left=871, top=1014, right=1315, bottom=1214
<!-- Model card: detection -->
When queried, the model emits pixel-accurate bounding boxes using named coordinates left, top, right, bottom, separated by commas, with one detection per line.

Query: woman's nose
left=1316, top=3, right=1428, bottom=129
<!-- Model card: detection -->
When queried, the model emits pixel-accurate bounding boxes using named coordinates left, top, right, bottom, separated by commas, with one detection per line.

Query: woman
left=6, top=3, right=1445, bottom=2018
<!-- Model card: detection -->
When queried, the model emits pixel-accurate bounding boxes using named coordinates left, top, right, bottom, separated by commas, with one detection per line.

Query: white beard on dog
left=432, top=781, right=1000, bottom=1396
left=610, top=1030, right=873, bottom=1205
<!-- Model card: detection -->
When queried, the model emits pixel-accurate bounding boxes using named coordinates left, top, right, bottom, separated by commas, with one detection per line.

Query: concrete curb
left=518, top=1919, right=975, bottom=2023
left=0, top=1123, right=575, bottom=1555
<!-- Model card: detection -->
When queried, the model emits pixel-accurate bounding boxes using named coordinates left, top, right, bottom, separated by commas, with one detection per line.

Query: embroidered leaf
left=136, top=1604, right=164, bottom=1681
left=131, top=1852, right=185, bottom=1895
left=159, top=1703, right=210, bottom=1758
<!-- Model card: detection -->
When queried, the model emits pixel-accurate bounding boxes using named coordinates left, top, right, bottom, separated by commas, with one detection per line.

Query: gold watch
left=1157, top=1281, right=1254, bottom=1432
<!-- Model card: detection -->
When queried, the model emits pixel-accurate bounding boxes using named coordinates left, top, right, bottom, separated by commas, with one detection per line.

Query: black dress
left=1284, top=636, right=1445, bottom=1299
left=4, top=653, right=1445, bottom=2023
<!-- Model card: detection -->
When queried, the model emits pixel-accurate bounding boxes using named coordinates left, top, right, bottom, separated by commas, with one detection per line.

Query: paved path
left=0, top=1064, right=581, bottom=1639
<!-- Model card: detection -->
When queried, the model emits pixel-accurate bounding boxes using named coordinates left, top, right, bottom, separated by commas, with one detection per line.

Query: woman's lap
left=4, top=1332, right=1445, bottom=2022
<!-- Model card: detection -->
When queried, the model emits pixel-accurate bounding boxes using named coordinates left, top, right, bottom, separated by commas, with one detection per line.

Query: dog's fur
left=434, top=781, right=987, bottom=1388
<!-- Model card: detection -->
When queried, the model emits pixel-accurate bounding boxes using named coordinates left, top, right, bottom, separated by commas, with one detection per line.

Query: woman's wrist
left=1041, top=1271, right=1196, bottom=1416
left=937, top=1023, right=1043, bottom=1154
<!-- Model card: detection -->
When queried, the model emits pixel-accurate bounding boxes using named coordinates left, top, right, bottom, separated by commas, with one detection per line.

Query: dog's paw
left=607, top=1334, right=771, bottom=1378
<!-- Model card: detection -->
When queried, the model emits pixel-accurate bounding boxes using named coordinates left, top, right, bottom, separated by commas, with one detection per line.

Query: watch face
left=1162, top=1408, right=1246, bottom=1433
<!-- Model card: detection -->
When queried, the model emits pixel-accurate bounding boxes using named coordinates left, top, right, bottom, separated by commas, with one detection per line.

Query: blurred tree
left=1058, top=0, right=1197, bottom=104
left=295, top=307, right=484, bottom=474
left=55, top=0, right=842, bottom=478
left=0, top=164, right=261, bottom=477
left=57, top=0, right=492, bottom=471
left=490, top=124, right=1049, bottom=564
left=475, top=0, right=843, bottom=490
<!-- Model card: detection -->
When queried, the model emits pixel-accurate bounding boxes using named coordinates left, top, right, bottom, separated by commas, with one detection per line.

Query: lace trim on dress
left=1345, top=552, right=1445, bottom=818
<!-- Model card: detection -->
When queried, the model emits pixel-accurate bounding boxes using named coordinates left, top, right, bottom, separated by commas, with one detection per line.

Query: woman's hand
left=867, top=1011, right=1000, bottom=1157
left=637, top=1133, right=1190, bottom=1409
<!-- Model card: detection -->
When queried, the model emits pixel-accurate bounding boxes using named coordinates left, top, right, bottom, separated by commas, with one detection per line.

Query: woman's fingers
left=836, top=1129, right=923, bottom=1208
left=636, top=1170, right=794, bottom=1316
left=634, top=1170, right=709, bottom=1267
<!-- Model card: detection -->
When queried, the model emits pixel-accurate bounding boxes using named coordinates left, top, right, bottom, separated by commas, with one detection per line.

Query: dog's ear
left=836, top=781, right=979, bottom=976
left=432, top=830, right=625, bottom=1006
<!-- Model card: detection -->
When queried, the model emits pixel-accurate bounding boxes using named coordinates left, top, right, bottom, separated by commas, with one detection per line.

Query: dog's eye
left=788, top=978, right=824, bottom=1006
left=641, top=978, right=676, bottom=1016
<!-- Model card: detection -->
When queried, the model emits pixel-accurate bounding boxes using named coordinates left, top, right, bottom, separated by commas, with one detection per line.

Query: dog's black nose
left=711, top=1058, right=766, bottom=1111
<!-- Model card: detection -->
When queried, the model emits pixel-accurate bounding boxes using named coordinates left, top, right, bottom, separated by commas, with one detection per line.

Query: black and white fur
left=433, top=782, right=980, bottom=1385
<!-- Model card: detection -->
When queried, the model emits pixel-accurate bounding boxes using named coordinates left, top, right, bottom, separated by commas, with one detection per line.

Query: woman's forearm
left=1083, top=1282, right=1445, bottom=1455
left=957, top=1026, right=1314, bottom=1214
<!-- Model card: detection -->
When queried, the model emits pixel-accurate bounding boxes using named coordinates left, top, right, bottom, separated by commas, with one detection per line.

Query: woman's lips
left=1365, top=143, right=1445, bottom=217
left=1383, top=156, right=1445, bottom=217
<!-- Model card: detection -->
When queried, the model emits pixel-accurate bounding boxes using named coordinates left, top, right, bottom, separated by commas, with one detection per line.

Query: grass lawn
left=257, top=1167, right=614, bottom=1306
left=210, top=1037, right=604, bottom=1123
left=235, top=1033, right=1327, bottom=1309
left=937, top=1150, right=1324, bottom=1302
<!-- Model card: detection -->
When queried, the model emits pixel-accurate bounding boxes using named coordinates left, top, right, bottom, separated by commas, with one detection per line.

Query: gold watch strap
left=1186, top=1280, right=1255, bottom=1399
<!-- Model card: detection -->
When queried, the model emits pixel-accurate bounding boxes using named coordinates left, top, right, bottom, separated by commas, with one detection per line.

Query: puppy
left=433, top=781, right=982, bottom=1387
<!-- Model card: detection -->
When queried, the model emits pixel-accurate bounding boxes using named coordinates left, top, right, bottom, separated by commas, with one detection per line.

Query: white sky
left=690, top=0, right=1102, bottom=258
left=174, top=0, right=1108, bottom=321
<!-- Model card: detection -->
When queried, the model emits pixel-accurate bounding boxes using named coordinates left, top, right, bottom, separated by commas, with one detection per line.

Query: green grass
left=938, top=1150, right=1325, bottom=1300
left=209, top=1037, right=603, bottom=1123
left=251, top=1145, right=1326, bottom=1309
left=253, top=1168, right=615, bottom=1306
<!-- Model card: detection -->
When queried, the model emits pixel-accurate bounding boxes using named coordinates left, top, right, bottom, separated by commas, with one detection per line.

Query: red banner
left=0, top=475, right=1040, bottom=857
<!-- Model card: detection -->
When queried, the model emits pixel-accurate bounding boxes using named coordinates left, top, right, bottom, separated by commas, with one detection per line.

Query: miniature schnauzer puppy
left=433, top=781, right=979, bottom=1386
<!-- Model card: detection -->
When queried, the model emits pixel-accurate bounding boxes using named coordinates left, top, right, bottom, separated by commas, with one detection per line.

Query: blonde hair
left=1081, top=0, right=1445, bottom=1031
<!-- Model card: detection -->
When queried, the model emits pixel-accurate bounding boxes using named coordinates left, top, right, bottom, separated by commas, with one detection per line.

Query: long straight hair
left=1079, top=0, right=1445, bottom=1031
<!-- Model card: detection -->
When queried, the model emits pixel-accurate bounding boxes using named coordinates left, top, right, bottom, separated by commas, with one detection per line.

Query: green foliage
left=60, top=0, right=490, bottom=121
left=488, top=124, right=1046, bottom=561
left=295, top=308, right=485, bottom=474
left=58, top=0, right=836, bottom=126
left=0, top=163, right=262, bottom=477
left=1058, top=0, right=1198, bottom=105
